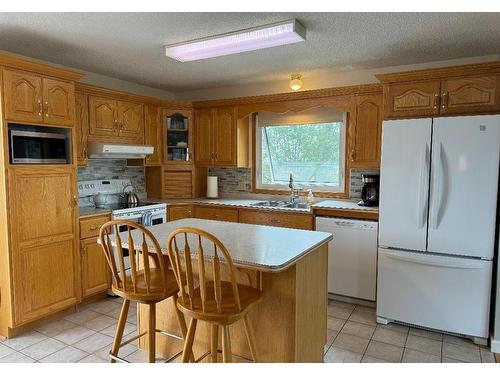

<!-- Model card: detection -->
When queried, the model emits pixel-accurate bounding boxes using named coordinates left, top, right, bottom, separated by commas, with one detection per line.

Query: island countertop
left=107, top=218, right=332, bottom=272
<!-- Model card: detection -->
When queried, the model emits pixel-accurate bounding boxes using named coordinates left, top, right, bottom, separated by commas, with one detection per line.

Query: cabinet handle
left=215, top=152, right=218, bottom=161
left=350, top=148, right=355, bottom=162
left=81, top=244, right=86, bottom=255
left=441, top=92, right=448, bottom=110
left=44, top=101, right=49, bottom=117
left=89, top=225, right=98, bottom=230
left=433, top=93, right=439, bottom=109
left=38, top=100, right=42, bottom=116
left=72, top=195, right=78, bottom=207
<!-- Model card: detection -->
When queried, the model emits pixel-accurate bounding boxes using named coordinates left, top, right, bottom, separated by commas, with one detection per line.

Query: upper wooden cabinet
left=194, top=108, right=214, bottom=165
left=88, top=95, right=144, bottom=143
left=3, top=69, right=75, bottom=126
left=144, top=105, right=162, bottom=166
left=75, top=92, right=89, bottom=166
left=350, top=93, right=383, bottom=168
left=213, top=106, right=237, bottom=165
left=163, top=109, right=193, bottom=165
left=377, top=63, right=500, bottom=119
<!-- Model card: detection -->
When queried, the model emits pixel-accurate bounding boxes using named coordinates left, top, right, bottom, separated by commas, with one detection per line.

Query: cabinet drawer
left=168, top=204, right=194, bottom=221
left=194, top=205, right=238, bottom=222
left=239, top=209, right=313, bottom=230
left=80, top=215, right=110, bottom=239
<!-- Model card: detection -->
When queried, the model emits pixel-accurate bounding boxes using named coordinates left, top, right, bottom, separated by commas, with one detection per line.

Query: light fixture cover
left=165, top=19, right=306, bottom=62
left=289, top=74, right=303, bottom=91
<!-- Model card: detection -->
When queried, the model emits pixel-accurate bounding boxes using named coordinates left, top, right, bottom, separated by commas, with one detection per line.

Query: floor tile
left=402, top=348, right=441, bottom=363
left=480, top=347, right=496, bottom=363
left=64, top=309, right=101, bottom=325
left=86, top=300, right=120, bottom=314
left=125, top=348, right=154, bottom=363
left=406, top=334, right=442, bottom=356
left=327, top=317, right=346, bottom=331
left=126, top=312, right=138, bottom=325
left=443, top=334, right=477, bottom=348
left=354, top=305, right=376, bottom=313
left=94, top=342, right=137, bottom=361
left=327, top=304, right=354, bottom=320
left=380, top=322, right=409, bottom=334
left=361, top=355, right=390, bottom=363
left=324, top=347, right=362, bottom=363
left=341, top=321, right=376, bottom=339
left=0, top=351, right=36, bottom=363
left=53, top=325, right=95, bottom=345
left=40, top=346, right=88, bottom=363
left=324, top=329, right=339, bottom=353
left=409, top=327, right=443, bottom=341
left=2, top=331, right=47, bottom=351
left=0, top=343, right=16, bottom=359
left=35, top=319, right=78, bottom=337
left=442, top=342, right=481, bottom=363
left=20, top=337, right=67, bottom=360
left=372, top=325, right=408, bottom=347
left=332, top=332, right=370, bottom=354
left=365, top=340, right=404, bottom=362
left=328, top=300, right=356, bottom=310
left=102, top=305, right=123, bottom=319
left=100, top=321, right=137, bottom=337
left=83, top=315, right=118, bottom=331
left=73, top=332, right=114, bottom=353
left=78, top=354, right=108, bottom=363
left=348, top=309, right=377, bottom=326
left=442, top=356, right=466, bottom=363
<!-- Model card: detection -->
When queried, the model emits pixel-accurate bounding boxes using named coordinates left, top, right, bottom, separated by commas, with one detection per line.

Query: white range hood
left=88, top=142, right=154, bottom=159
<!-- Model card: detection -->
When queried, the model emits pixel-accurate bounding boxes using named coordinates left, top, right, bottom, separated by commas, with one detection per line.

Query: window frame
left=254, top=112, right=347, bottom=195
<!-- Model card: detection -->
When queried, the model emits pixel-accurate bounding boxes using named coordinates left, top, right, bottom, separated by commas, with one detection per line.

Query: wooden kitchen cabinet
left=383, top=80, right=441, bottom=119
left=194, top=205, right=238, bottom=222
left=195, top=106, right=240, bottom=166
left=163, top=109, right=193, bottom=165
left=144, top=105, right=162, bottom=165
left=89, top=96, right=118, bottom=137
left=239, top=208, right=313, bottom=230
left=80, top=214, right=111, bottom=298
left=75, top=92, right=89, bottom=166
left=8, top=166, right=79, bottom=325
left=163, top=168, right=194, bottom=198
left=168, top=204, right=194, bottom=221
left=3, top=69, right=75, bottom=126
left=350, top=93, right=383, bottom=168
left=117, top=100, right=144, bottom=140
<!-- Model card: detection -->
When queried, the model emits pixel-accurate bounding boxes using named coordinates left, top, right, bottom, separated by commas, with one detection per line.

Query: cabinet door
left=350, top=94, right=383, bottom=168
left=9, top=167, right=78, bottom=324
left=168, top=205, right=194, bottom=221
left=384, top=81, right=441, bottom=119
left=239, top=209, right=313, bottom=230
left=81, top=237, right=110, bottom=297
left=3, top=69, right=43, bottom=123
left=213, top=106, right=237, bottom=166
left=145, top=105, right=162, bottom=165
left=440, top=76, right=500, bottom=115
left=42, top=78, right=75, bottom=126
left=89, top=96, right=118, bottom=137
left=193, top=205, right=238, bottom=222
left=117, top=101, right=144, bottom=140
left=194, top=108, right=214, bottom=165
left=163, top=169, right=193, bottom=198
left=75, top=93, right=89, bottom=166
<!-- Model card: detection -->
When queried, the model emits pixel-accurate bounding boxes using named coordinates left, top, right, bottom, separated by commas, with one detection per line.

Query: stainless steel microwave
left=10, top=129, right=69, bottom=164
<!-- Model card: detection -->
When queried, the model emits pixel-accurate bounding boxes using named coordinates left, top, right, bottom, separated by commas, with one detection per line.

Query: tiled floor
left=324, top=300, right=497, bottom=363
left=0, top=297, right=496, bottom=363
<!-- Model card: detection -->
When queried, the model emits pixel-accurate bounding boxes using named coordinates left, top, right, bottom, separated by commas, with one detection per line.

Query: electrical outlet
left=238, top=181, right=246, bottom=190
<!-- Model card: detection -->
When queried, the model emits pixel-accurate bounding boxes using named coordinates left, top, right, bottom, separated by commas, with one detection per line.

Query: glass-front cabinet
left=163, top=109, right=193, bottom=164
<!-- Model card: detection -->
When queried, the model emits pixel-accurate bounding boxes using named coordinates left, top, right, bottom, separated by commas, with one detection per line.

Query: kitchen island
left=111, top=218, right=332, bottom=362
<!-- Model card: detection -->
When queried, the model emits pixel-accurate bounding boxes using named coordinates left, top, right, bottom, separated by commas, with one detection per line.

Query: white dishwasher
left=316, top=217, right=378, bottom=301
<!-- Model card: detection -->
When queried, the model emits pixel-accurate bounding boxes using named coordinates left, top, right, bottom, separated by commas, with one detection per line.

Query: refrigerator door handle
left=384, top=250, right=484, bottom=269
left=431, top=142, right=444, bottom=229
left=417, top=143, right=430, bottom=228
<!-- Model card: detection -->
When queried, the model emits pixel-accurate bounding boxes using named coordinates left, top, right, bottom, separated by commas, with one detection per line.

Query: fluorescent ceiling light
left=165, top=19, right=306, bottom=62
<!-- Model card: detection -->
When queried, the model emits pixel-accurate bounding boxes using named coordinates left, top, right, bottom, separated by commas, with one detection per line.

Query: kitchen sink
left=282, top=203, right=311, bottom=209
left=250, top=200, right=288, bottom=207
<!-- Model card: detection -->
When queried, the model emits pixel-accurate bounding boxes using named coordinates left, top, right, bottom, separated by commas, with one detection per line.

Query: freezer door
left=428, top=115, right=500, bottom=258
left=377, top=248, right=492, bottom=338
left=378, top=118, right=432, bottom=251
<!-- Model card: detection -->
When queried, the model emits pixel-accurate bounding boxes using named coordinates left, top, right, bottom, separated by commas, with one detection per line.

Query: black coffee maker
left=358, top=174, right=379, bottom=207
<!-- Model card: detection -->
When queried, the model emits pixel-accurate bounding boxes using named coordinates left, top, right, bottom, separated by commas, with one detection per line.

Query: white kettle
left=89, top=192, right=108, bottom=208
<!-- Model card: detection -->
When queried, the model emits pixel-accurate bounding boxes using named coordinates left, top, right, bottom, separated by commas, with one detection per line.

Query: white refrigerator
left=377, top=115, right=500, bottom=340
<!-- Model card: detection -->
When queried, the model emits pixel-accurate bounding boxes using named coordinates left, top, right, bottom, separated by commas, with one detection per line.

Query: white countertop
left=312, top=199, right=379, bottom=211
left=105, top=218, right=332, bottom=272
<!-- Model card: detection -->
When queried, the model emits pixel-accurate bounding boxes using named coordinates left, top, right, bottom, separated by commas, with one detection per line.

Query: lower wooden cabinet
left=79, top=214, right=111, bottom=298
left=239, top=208, right=313, bottom=230
left=168, top=204, right=194, bottom=221
left=194, top=205, right=238, bottom=222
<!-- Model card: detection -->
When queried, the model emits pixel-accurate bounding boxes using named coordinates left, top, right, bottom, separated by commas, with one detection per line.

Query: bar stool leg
left=172, top=294, right=194, bottom=362
left=222, top=326, right=232, bottom=363
left=182, top=318, right=198, bottom=363
left=210, top=324, right=219, bottom=363
left=243, top=315, right=259, bottom=362
left=110, top=299, right=130, bottom=363
left=148, top=303, right=156, bottom=363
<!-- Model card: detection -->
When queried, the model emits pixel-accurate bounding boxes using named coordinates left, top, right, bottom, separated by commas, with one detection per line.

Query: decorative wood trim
left=376, top=61, right=500, bottom=84
left=0, top=54, right=84, bottom=82
left=193, top=83, right=382, bottom=109
left=314, top=207, right=379, bottom=221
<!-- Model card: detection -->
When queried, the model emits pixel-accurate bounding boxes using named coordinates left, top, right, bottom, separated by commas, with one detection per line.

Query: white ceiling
left=0, top=13, right=499, bottom=93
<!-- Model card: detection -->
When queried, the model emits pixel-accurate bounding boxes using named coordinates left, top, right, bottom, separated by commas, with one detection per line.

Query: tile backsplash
left=208, top=167, right=252, bottom=193
left=78, top=159, right=146, bottom=194
left=349, top=168, right=380, bottom=198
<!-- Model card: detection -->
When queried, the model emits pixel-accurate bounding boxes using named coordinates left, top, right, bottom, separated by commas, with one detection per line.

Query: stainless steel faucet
left=288, top=173, right=301, bottom=203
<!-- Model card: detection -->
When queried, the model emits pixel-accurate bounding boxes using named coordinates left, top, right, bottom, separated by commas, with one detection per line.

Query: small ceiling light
left=289, top=74, right=303, bottom=91
left=165, top=19, right=306, bottom=62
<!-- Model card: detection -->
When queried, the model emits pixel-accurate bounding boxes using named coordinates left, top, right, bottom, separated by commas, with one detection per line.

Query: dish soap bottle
left=306, top=189, right=314, bottom=205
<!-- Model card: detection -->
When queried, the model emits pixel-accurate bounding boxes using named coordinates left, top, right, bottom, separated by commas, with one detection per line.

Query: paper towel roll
left=207, top=176, right=218, bottom=198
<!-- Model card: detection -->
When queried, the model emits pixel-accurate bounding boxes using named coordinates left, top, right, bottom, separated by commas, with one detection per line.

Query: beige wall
left=0, top=49, right=175, bottom=100
left=175, top=54, right=500, bottom=101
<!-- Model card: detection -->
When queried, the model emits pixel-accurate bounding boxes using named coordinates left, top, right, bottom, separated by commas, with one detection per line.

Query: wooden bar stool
left=99, top=220, right=191, bottom=363
left=167, top=227, right=263, bottom=363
